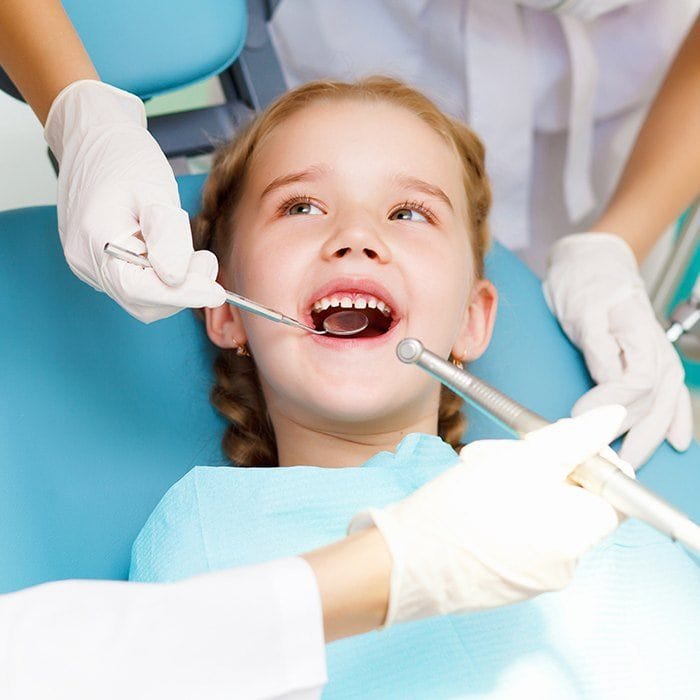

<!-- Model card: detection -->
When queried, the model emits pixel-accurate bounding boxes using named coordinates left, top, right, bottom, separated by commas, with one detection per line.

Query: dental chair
left=0, top=1, right=698, bottom=596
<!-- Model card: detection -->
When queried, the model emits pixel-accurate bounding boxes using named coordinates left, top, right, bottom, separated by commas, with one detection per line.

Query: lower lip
left=308, top=319, right=402, bottom=350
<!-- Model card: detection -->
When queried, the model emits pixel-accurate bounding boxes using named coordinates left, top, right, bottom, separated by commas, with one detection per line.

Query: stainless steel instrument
left=103, top=243, right=369, bottom=336
left=396, top=337, right=700, bottom=554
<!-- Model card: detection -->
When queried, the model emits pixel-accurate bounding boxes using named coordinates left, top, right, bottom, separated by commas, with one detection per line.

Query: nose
left=320, top=217, right=392, bottom=263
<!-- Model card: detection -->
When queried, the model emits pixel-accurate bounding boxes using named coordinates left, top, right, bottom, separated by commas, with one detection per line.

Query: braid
left=438, top=385, right=466, bottom=453
left=211, top=350, right=278, bottom=467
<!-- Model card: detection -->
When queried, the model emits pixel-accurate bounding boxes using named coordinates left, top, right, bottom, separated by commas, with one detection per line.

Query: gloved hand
left=544, top=232, right=693, bottom=468
left=44, top=80, right=227, bottom=322
left=349, top=406, right=633, bottom=627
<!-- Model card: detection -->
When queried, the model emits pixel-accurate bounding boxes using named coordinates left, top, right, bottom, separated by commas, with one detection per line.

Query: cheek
left=403, top=239, right=473, bottom=350
left=230, top=238, right=299, bottom=300
left=408, top=237, right=472, bottom=301
left=227, top=207, right=296, bottom=291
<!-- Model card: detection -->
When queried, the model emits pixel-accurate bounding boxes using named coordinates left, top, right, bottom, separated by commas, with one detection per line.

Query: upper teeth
left=313, top=294, right=392, bottom=316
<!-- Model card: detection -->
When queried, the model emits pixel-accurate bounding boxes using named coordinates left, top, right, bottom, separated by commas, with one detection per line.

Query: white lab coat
left=0, top=558, right=327, bottom=699
left=270, top=0, right=698, bottom=273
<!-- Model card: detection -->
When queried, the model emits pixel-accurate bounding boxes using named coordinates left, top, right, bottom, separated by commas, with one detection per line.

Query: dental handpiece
left=396, top=338, right=700, bottom=555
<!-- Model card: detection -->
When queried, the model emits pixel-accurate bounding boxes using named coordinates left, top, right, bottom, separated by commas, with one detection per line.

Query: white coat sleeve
left=0, top=557, right=327, bottom=700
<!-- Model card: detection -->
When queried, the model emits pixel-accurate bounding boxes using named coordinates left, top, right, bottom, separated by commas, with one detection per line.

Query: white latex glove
left=349, top=406, right=633, bottom=627
left=544, top=232, right=693, bottom=468
left=44, top=80, right=227, bottom=322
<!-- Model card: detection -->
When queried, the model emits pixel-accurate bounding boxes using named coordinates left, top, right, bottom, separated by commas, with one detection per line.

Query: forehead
left=249, top=98, right=465, bottom=197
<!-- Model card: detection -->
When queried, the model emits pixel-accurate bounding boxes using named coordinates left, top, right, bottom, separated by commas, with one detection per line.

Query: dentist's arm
left=0, top=0, right=226, bottom=323
left=544, top=16, right=699, bottom=468
left=0, top=0, right=97, bottom=123
left=2, top=408, right=627, bottom=698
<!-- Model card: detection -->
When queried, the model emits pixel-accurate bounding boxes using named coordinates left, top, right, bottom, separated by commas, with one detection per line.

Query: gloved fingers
left=617, top=377, right=681, bottom=468
left=103, top=255, right=226, bottom=317
left=120, top=260, right=226, bottom=309
left=556, top=482, right=621, bottom=550
left=554, top=447, right=632, bottom=544
left=609, top=303, right=659, bottom=374
left=188, top=249, right=220, bottom=280
left=572, top=310, right=664, bottom=426
left=108, top=229, right=217, bottom=280
left=574, top=296, right=664, bottom=420
left=122, top=300, right=182, bottom=324
left=523, top=404, right=626, bottom=481
left=139, top=203, right=194, bottom=286
left=597, top=445, right=636, bottom=479
left=571, top=380, right=651, bottom=436
left=576, top=315, right=625, bottom=384
left=666, top=383, right=694, bottom=453
left=123, top=231, right=147, bottom=254
left=607, top=295, right=674, bottom=387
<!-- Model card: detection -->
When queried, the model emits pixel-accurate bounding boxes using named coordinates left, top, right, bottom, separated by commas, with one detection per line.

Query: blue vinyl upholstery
left=61, top=0, right=247, bottom=99
left=1, top=173, right=698, bottom=594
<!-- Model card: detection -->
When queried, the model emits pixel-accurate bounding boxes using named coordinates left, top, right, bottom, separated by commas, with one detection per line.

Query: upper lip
left=303, top=277, right=402, bottom=319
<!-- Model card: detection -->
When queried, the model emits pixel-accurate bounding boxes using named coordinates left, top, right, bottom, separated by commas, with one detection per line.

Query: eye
left=389, top=200, right=434, bottom=223
left=390, top=207, right=427, bottom=223
left=286, top=201, right=324, bottom=216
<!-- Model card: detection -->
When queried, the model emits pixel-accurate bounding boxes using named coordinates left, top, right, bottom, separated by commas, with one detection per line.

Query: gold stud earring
left=451, top=355, right=464, bottom=370
left=235, top=344, right=251, bottom=357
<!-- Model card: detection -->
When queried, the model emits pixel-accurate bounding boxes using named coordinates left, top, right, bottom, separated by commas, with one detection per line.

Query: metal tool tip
left=396, top=338, right=424, bottom=364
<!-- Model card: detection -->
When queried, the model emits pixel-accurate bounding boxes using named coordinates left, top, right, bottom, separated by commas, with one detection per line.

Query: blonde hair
left=193, top=77, right=491, bottom=466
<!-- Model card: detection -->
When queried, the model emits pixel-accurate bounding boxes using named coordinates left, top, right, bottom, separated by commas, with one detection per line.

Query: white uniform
left=269, top=0, right=698, bottom=273
left=0, top=558, right=327, bottom=699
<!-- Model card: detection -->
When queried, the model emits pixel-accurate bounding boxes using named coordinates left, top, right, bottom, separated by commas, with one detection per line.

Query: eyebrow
left=259, top=166, right=454, bottom=211
left=393, top=174, right=453, bottom=211
left=260, top=164, right=330, bottom=199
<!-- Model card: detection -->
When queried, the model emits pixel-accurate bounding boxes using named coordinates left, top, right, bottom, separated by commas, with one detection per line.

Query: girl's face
left=207, top=99, right=496, bottom=436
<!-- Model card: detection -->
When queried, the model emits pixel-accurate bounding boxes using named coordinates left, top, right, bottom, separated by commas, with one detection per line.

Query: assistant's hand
left=349, top=406, right=633, bottom=627
left=544, top=233, right=693, bottom=468
left=44, top=80, right=227, bottom=322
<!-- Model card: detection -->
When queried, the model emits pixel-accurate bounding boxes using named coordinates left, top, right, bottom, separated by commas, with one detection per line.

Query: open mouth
left=310, top=293, right=396, bottom=338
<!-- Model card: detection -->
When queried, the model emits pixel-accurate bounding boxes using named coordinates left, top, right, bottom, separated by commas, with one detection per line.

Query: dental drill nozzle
left=396, top=338, right=700, bottom=555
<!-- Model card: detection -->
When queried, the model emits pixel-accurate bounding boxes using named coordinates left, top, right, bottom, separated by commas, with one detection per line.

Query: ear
left=204, top=302, right=248, bottom=349
left=452, top=279, right=498, bottom=362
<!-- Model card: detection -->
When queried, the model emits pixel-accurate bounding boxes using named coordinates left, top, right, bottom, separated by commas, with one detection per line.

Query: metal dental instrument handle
left=104, top=243, right=323, bottom=333
left=666, top=275, right=700, bottom=343
left=103, top=243, right=368, bottom=336
left=396, top=338, right=700, bottom=554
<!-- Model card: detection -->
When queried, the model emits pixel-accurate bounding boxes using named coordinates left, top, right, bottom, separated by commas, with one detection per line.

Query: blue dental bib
left=130, top=433, right=700, bottom=699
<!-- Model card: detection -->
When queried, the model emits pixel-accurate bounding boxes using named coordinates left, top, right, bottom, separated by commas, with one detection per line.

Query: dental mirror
left=103, top=243, right=369, bottom=337
left=322, top=309, right=369, bottom=336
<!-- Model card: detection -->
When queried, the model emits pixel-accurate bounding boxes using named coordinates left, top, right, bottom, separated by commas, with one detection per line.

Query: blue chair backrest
left=1, top=174, right=698, bottom=594
left=62, top=0, right=247, bottom=98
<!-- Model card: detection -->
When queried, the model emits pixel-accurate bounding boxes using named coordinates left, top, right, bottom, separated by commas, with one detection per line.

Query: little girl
left=130, top=78, right=699, bottom=698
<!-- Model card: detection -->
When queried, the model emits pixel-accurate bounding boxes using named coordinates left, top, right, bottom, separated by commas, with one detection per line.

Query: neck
left=271, top=411, right=439, bottom=468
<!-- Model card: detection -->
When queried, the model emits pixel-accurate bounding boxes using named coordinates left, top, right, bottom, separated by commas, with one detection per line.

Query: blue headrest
left=61, top=0, right=247, bottom=98
left=0, top=174, right=697, bottom=594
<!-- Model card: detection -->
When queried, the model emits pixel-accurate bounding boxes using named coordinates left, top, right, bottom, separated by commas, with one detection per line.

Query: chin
left=303, top=384, right=413, bottom=427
